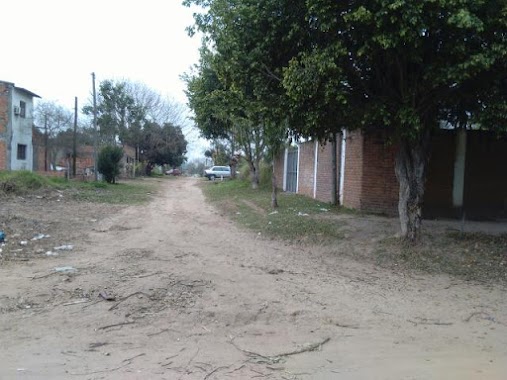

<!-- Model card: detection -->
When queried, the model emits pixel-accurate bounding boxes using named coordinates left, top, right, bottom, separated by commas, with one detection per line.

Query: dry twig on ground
left=230, top=337, right=330, bottom=365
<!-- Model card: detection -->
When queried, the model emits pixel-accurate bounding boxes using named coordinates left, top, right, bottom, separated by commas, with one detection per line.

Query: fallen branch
left=97, top=321, right=135, bottom=331
left=204, top=365, right=229, bottom=380
left=62, top=299, right=89, bottom=306
left=464, top=311, right=492, bottom=323
left=333, top=323, right=359, bottom=329
left=276, top=337, right=331, bottom=358
left=407, top=318, right=453, bottom=326
left=108, top=291, right=152, bottom=311
left=31, top=272, right=59, bottom=280
left=122, top=353, right=145, bottom=362
left=70, top=361, right=130, bottom=375
left=147, top=328, right=178, bottom=337
left=134, top=271, right=165, bottom=279
left=230, top=337, right=330, bottom=364
left=175, top=280, right=208, bottom=288
left=226, top=364, right=246, bottom=374
left=161, top=354, right=180, bottom=367
left=70, top=352, right=144, bottom=376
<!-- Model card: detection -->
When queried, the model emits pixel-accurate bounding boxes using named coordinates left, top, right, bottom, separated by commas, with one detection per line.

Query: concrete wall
left=10, top=88, right=34, bottom=171
left=0, top=81, right=37, bottom=171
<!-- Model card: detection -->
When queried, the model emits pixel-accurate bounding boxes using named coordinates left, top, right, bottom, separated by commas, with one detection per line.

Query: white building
left=0, top=80, right=40, bottom=171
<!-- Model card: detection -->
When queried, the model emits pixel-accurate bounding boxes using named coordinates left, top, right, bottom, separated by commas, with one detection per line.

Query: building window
left=20, top=101, right=26, bottom=118
left=17, top=144, right=27, bottom=160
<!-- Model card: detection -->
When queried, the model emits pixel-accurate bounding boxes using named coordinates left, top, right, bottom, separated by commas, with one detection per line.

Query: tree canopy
left=83, top=79, right=188, bottom=169
left=184, top=0, right=308, bottom=189
left=185, top=0, right=507, bottom=241
left=140, top=122, right=188, bottom=168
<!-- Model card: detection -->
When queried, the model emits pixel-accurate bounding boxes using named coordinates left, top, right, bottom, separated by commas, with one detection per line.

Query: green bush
left=236, top=160, right=272, bottom=188
left=97, top=146, right=123, bottom=184
left=259, top=161, right=272, bottom=188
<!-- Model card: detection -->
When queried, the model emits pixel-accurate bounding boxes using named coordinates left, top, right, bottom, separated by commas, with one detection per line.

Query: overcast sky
left=2, top=0, right=207, bottom=159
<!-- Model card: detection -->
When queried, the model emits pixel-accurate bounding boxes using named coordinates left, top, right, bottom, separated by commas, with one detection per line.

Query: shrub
left=97, top=146, right=123, bottom=184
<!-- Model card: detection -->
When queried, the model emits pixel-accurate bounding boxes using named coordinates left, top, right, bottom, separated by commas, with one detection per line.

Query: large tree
left=83, top=79, right=190, bottom=168
left=83, top=79, right=146, bottom=145
left=140, top=122, right=188, bottom=168
left=184, top=0, right=306, bottom=196
left=283, top=0, right=507, bottom=241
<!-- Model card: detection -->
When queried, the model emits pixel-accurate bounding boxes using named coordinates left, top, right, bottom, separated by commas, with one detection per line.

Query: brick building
left=0, top=80, right=40, bottom=171
left=275, top=129, right=507, bottom=220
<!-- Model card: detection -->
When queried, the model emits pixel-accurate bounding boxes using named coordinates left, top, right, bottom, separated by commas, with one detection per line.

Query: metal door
left=286, top=147, right=298, bottom=193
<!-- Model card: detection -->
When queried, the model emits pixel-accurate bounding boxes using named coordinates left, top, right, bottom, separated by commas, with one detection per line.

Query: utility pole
left=44, top=115, right=48, bottom=172
left=73, top=97, right=78, bottom=177
left=92, top=72, right=98, bottom=181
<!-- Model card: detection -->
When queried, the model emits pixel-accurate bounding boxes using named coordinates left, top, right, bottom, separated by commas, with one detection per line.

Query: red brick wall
left=315, top=136, right=341, bottom=203
left=360, top=131, right=399, bottom=215
left=297, top=141, right=316, bottom=198
left=32, top=128, right=46, bottom=171
left=0, top=141, right=6, bottom=170
left=342, top=131, right=364, bottom=209
left=342, top=130, right=399, bottom=215
left=275, top=129, right=507, bottom=220
left=0, top=82, right=10, bottom=170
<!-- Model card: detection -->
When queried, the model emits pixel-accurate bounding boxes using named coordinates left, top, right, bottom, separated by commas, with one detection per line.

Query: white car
left=204, top=166, right=231, bottom=180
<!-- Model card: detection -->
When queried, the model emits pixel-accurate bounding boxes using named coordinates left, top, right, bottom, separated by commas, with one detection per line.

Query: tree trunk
left=394, top=132, right=431, bottom=243
left=249, top=161, right=259, bottom=189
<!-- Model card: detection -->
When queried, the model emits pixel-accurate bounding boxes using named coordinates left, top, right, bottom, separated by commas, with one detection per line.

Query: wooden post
left=73, top=97, right=78, bottom=177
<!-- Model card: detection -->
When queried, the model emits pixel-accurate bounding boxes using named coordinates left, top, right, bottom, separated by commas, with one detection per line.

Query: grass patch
left=202, top=177, right=507, bottom=283
left=376, top=232, right=507, bottom=283
left=63, top=180, right=155, bottom=204
left=0, top=171, right=156, bottom=205
left=201, top=179, right=344, bottom=243
left=0, top=171, right=51, bottom=194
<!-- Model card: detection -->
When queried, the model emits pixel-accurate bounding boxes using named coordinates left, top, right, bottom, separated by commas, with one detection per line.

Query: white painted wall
left=339, top=130, right=347, bottom=205
left=313, top=140, right=318, bottom=198
left=282, top=148, right=288, bottom=191
left=10, top=89, right=34, bottom=171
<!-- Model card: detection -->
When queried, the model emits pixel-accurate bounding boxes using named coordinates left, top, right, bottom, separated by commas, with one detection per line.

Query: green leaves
left=98, top=145, right=123, bottom=184
left=448, top=8, right=484, bottom=30
left=140, top=122, right=187, bottom=167
left=185, top=0, right=507, bottom=143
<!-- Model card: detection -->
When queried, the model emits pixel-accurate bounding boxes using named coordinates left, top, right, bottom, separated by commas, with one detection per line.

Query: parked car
left=165, top=168, right=182, bottom=176
left=204, top=166, right=231, bottom=180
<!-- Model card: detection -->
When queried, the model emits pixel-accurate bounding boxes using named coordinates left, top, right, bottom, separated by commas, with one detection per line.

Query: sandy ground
left=1, top=178, right=506, bottom=380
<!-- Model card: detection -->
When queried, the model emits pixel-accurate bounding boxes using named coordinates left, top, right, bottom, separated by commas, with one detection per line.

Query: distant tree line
left=33, top=79, right=188, bottom=175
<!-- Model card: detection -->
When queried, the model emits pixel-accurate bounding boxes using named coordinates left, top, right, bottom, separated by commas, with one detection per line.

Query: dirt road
left=1, top=178, right=506, bottom=379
